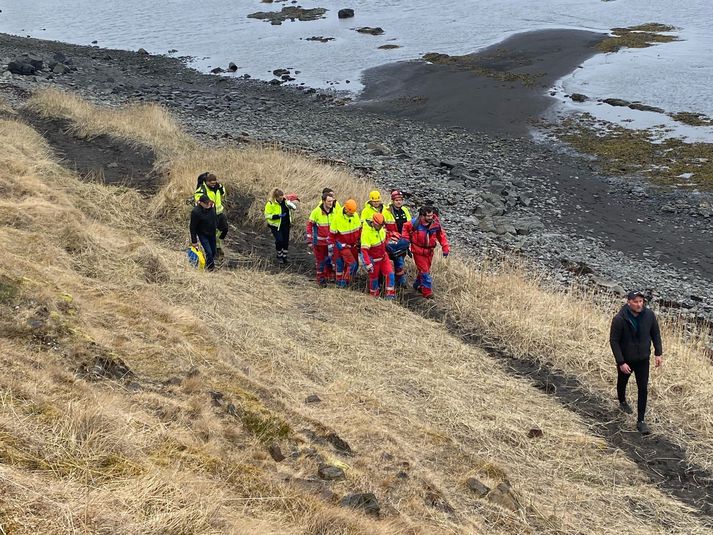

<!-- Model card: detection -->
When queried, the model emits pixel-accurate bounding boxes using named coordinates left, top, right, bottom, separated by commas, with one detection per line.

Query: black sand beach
left=358, top=29, right=605, bottom=136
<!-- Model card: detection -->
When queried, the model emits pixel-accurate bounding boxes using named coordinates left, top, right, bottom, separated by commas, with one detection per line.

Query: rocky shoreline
left=1, top=31, right=711, bottom=325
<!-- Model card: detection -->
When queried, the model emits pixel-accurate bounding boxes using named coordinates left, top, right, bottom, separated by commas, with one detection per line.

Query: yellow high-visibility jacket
left=194, top=183, right=226, bottom=214
left=329, top=209, right=362, bottom=247
left=361, top=202, right=395, bottom=225
left=264, top=200, right=293, bottom=230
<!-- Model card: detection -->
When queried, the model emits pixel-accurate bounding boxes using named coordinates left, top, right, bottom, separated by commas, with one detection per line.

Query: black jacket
left=609, top=305, right=663, bottom=365
left=190, top=204, right=217, bottom=243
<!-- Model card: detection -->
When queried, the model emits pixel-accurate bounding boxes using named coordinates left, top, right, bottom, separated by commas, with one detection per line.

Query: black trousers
left=617, top=359, right=650, bottom=422
left=269, top=224, right=290, bottom=253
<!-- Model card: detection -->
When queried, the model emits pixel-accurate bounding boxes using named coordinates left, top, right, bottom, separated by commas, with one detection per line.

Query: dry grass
left=0, top=91, right=711, bottom=533
left=436, top=258, right=713, bottom=470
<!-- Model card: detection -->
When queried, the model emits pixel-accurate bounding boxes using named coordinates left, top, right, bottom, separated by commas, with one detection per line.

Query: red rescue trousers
left=312, top=243, right=334, bottom=285
left=368, top=257, right=395, bottom=299
left=412, top=251, right=434, bottom=297
left=334, top=244, right=359, bottom=287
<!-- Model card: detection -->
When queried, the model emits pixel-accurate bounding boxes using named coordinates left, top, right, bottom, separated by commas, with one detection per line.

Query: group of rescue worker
left=190, top=172, right=450, bottom=298
left=306, top=188, right=449, bottom=299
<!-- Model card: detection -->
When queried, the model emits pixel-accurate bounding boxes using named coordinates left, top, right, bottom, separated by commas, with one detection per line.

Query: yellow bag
left=186, top=246, right=206, bottom=270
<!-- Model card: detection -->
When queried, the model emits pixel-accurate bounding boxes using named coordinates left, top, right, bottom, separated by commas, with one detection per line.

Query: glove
left=271, top=214, right=281, bottom=220
left=365, top=263, right=374, bottom=273
left=443, top=253, right=449, bottom=258
left=286, top=200, right=297, bottom=210
left=335, top=242, right=344, bottom=251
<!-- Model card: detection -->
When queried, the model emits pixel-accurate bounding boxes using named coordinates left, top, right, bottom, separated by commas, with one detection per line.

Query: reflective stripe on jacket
left=402, top=215, right=450, bottom=256
left=360, top=222, right=388, bottom=265
left=329, top=209, right=362, bottom=246
left=306, top=203, right=333, bottom=245
left=194, top=183, right=225, bottom=214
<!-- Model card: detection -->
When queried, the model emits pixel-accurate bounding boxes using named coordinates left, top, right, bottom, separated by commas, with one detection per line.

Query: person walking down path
left=361, top=213, right=395, bottom=300
left=190, top=194, right=218, bottom=271
left=329, top=199, right=362, bottom=288
left=265, top=188, right=297, bottom=264
left=307, top=192, right=336, bottom=286
left=402, top=205, right=450, bottom=299
left=194, top=172, right=229, bottom=256
left=610, top=291, right=664, bottom=435
left=385, top=190, right=412, bottom=288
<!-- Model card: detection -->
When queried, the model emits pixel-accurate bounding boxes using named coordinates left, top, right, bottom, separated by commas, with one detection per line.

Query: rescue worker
left=306, top=192, right=336, bottom=286
left=194, top=172, right=228, bottom=256
left=329, top=199, right=361, bottom=288
left=361, top=213, right=395, bottom=299
left=385, top=190, right=412, bottom=288
left=322, top=187, right=342, bottom=212
left=264, top=188, right=297, bottom=264
left=361, top=190, right=393, bottom=225
left=190, top=194, right=218, bottom=271
left=402, top=205, right=450, bottom=299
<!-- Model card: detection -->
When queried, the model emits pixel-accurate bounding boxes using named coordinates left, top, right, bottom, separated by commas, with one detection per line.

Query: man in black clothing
left=609, top=291, right=664, bottom=434
left=190, top=195, right=218, bottom=271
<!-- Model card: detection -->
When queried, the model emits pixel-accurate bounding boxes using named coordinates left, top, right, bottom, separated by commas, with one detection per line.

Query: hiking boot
left=619, top=401, right=633, bottom=415
left=636, top=421, right=651, bottom=435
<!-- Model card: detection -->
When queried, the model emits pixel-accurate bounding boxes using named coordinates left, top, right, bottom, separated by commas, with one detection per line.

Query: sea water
left=1, top=0, right=711, bottom=139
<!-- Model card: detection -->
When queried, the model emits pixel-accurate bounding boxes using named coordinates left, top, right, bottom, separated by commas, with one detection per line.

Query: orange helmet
left=344, top=199, right=358, bottom=214
left=372, top=213, right=385, bottom=226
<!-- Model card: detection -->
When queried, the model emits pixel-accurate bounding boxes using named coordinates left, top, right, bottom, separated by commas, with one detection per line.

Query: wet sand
left=357, top=29, right=605, bottom=137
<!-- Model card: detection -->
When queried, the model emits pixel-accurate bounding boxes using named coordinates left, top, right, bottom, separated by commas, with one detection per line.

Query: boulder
left=305, top=394, right=321, bottom=403
left=210, top=67, right=225, bottom=74
left=628, top=102, right=664, bottom=113
left=52, top=63, right=70, bottom=75
left=318, top=464, right=346, bottom=481
left=474, top=201, right=505, bottom=218
left=570, top=93, right=588, bottom=102
left=248, top=7, right=327, bottom=23
left=273, top=68, right=290, bottom=76
left=356, top=27, right=384, bottom=35
left=337, top=8, right=355, bottom=18
left=466, top=477, right=490, bottom=497
left=52, top=52, right=67, bottom=64
left=367, top=141, right=391, bottom=156
left=340, top=493, right=380, bottom=516
left=486, top=482, right=521, bottom=512
left=603, top=98, right=631, bottom=107
left=228, top=62, right=238, bottom=72
left=137, top=48, right=149, bottom=56
left=268, top=443, right=285, bottom=462
left=7, top=61, right=36, bottom=76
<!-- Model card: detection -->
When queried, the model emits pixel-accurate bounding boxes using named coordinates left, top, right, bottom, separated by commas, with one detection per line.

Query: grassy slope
left=0, top=90, right=710, bottom=533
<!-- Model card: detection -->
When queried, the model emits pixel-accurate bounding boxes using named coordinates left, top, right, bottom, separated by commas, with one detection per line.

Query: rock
left=77, top=354, right=134, bottom=381
left=268, top=443, right=285, bottom=462
left=424, top=488, right=455, bottom=513
left=305, top=394, right=321, bottom=403
left=474, top=202, right=505, bottom=218
left=486, top=180, right=507, bottom=195
left=318, top=464, right=346, bottom=481
left=527, top=428, right=544, bottom=438
left=340, top=493, right=380, bottom=516
left=378, top=44, right=401, bottom=50
left=466, top=477, right=490, bottom=497
left=137, top=48, right=149, bottom=56
left=228, top=62, right=238, bottom=72
left=628, top=102, right=664, bottom=113
left=337, top=8, right=355, bottom=18
left=603, top=98, right=631, bottom=108
left=273, top=68, right=290, bottom=77
left=592, top=275, right=626, bottom=297
left=325, top=432, right=352, bottom=454
left=305, top=36, right=335, bottom=43
left=486, top=481, right=520, bottom=512
left=52, top=52, right=67, bottom=64
left=248, top=7, right=327, bottom=24
left=26, top=56, right=44, bottom=70
left=512, top=217, right=544, bottom=235
left=367, top=141, right=391, bottom=156
left=209, top=391, right=224, bottom=406
left=52, top=63, right=70, bottom=75
left=356, top=27, right=384, bottom=36
left=569, top=93, right=588, bottom=102
left=7, top=61, right=36, bottom=76
left=210, top=67, right=225, bottom=74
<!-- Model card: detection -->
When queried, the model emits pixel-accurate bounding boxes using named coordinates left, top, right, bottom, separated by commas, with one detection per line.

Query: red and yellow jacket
left=360, top=222, right=389, bottom=266
left=306, top=202, right=334, bottom=246
left=402, top=215, right=450, bottom=256
left=329, top=209, right=362, bottom=248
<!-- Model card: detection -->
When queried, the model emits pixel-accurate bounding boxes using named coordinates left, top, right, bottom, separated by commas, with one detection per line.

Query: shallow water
left=1, top=0, right=711, bottom=138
